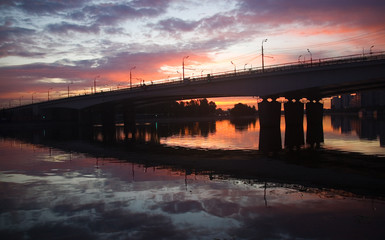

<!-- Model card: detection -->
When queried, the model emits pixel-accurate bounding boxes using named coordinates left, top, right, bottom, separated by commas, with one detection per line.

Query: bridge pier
left=258, top=100, right=282, bottom=152
left=284, top=100, right=304, bottom=149
left=123, top=103, right=136, bottom=141
left=100, top=104, right=117, bottom=143
left=306, top=101, right=324, bottom=148
left=78, top=109, right=92, bottom=125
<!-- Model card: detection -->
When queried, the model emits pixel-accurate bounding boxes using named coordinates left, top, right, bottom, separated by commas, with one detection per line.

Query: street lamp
left=130, top=66, right=136, bottom=89
left=67, top=81, right=73, bottom=98
left=262, top=38, right=268, bottom=72
left=32, top=92, right=36, bottom=104
left=231, top=61, right=236, bottom=73
left=307, top=49, right=312, bottom=65
left=370, top=45, right=374, bottom=54
left=183, top=56, right=189, bottom=80
left=48, top=88, right=53, bottom=101
left=244, top=63, right=248, bottom=70
left=94, top=75, right=100, bottom=93
left=298, top=55, right=302, bottom=63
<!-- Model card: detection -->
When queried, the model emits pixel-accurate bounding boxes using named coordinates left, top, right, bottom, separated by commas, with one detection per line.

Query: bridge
left=2, top=52, right=385, bottom=127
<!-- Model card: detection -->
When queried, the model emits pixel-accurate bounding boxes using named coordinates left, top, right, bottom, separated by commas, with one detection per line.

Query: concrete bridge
left=2, top=52, right=385, bottom=126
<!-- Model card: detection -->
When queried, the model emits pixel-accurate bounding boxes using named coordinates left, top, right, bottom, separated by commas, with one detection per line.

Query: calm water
left=1, top=114, right=385, bottom=239
left=159, top=115, right=385, bottom=156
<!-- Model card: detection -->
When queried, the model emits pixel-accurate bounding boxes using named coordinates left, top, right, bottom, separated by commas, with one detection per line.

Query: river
left=0, top=114, right=384, bottom=239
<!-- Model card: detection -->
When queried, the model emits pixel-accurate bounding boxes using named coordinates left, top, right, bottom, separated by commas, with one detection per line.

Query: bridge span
left=2, top=52, right=385, bottom=128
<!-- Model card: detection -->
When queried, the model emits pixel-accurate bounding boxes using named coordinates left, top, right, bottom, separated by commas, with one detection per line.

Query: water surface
left=0, top=114, right=385, bottom=239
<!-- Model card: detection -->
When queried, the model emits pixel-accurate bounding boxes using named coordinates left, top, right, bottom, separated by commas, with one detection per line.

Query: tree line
left=137, top=98, right=256, bottom=117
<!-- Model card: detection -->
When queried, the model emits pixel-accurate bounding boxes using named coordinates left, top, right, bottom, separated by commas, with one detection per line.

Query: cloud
left=1, top=0, right=385, bottom=105
left=236, top=0, right=385, bottom=29
left=156, top=200, right=204, bottom=214
left=155, top=17, right=200, bottom=32
left=0, top=24, right=45, bottom=58
left=0, top=42, right=45, bottom=58
left=2, top=0, right=88, bottom=15
left=46, top=22, right=100, bottom=35
left=0, top=24, right=35, bottom=43
left=71, top=2, right=169, bottom=26
left=0, top=62, right=95, bottom=97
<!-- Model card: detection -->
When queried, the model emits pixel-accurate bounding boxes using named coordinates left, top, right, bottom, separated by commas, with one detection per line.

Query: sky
left=1, top=0, right=385, bottom=109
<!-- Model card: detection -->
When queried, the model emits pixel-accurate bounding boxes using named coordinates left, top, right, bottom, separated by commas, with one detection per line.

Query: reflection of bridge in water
left=331, top=115, right=385, bottom=147
left=2, top=53, right=385, bottom=151
left=1, top=121, right=384, bottom=198
left=1, top=115, right=383, bottom=154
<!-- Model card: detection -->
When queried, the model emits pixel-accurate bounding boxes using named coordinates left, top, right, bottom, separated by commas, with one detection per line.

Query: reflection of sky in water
left=161, top=120, right=261, bottom=150
left=1, top=139, right=385, bottom=239
left=160, top=116, right=385, bottom=156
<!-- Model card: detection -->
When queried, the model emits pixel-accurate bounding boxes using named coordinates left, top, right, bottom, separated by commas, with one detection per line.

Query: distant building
left=331, top=89, right=385, bottom=110
left=331, top=94, right=353, bottom=110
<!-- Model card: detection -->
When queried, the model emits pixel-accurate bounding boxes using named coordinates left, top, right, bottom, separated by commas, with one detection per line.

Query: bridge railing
left=145, top=51, right=385, bottom=87
left=3, top=51, right=385, bottom=110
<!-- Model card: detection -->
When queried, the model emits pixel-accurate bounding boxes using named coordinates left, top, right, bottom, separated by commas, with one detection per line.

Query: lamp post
left=67, top=81, right=73, bottom=98
left=307, top=49, right=312, bottom=65
left=182, top=56, right=189, bottom=80
left=130, top=66, right=136, bottom=89
left=48, top=88, right=53, bottom=101
left=370, top=45, right=374, bottom=54
left=94, top=75, right=100, bottom=94
left=231, top=61, right=236, bottom=73
left=32, top=92, right=36, bottom=104
left=262, top=38, right=268, bottom=72
left=244, top=63, right=248, bottom=70
left=298, top=55, right=302, bottom=63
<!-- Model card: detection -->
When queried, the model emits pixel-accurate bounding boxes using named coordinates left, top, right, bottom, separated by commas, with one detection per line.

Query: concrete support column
left=284, top=101, right=304, bottom=149
left=258, top=100, right=282, bottom=152
left=101, top=104, right=116, bottom=144
left=123, top=103, right=136, bottom=141
left=306, top=101, right=324, bottom=148
left=78, top=109, right=92, bottom=125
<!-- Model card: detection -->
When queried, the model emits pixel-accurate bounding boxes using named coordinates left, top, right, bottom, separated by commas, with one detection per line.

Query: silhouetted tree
left=138, top=98, right=217, bottom=117
left=229, top=103, right=257, bottom=117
